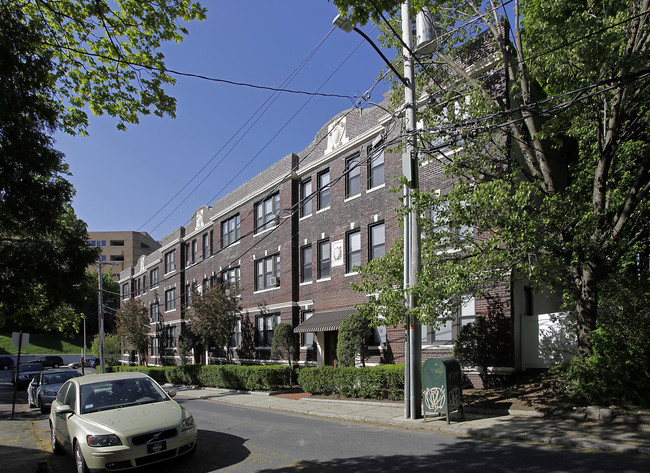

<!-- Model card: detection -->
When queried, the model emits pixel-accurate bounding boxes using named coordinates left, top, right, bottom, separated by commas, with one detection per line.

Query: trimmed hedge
left=108, top=364, right=404, bottom=401
left=110, top=364, right=292, bottom=392
left=298, top=365, right=404, bottom=401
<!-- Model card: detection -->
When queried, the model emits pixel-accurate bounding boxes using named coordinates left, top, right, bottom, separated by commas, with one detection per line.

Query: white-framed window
left=318, top=240, right=330, bottom=279
left=221, top=267, right=240, bottom=291
left=164, top=250, right=176, bottom=274
left=423, top=296, right=476, bottom=344
left=230, top=319, right=242, bottom=348
left=369, top=222, right=385, bottom=261
left=256, top=313, right=281, bottom=347
left=221, top=214, right=240, bottom=248
left=149, top=267, right=159, bottom=287
left=301, top=311, right=314, bottom=347
left=368, top=146, right=384, bottom=189
left=255, top=194, right=281, bottom=232
left=121, top=283, right=130, bottom=300
left=203, top=232, right=211, bottom=258
left=150, top=302, right=159, bottom=322
left=164, top=288, right=176, bottom=312
left=255, top=254, right=280, bottom=290
left=300, top=179, right=313, bottom=217
left=317, top=170, right=330, bottom=210
left=301, top=245, right=312, bottom=283
left=346, top=230, right=361, bottom=273
left=345, top=154, right=361, bottom=198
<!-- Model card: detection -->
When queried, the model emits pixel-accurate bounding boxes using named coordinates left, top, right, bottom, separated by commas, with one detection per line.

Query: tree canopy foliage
left=0, top=5, right=99, bottom=331
left=15, top=0, right=206, bottom=134
left=340, top=0, right=649, bottom=355
left=185, top=285, right=241, bottom=363
left=115, top=298, right=150, bottom=364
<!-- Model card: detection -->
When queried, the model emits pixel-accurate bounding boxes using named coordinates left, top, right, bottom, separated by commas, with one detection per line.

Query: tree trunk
left=573, top=265, right=599, bottom=357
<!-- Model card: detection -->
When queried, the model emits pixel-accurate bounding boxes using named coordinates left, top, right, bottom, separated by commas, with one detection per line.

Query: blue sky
left=55, top=1, right=393, bottom=242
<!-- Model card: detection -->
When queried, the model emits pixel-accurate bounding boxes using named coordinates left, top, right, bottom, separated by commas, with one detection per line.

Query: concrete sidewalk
left=170, top=385, right=650, bottom=457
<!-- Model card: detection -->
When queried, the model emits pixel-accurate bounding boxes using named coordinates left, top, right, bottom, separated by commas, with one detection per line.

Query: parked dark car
left=33, top=355, right=64, bottom=368
left=66, top=357, right=96, bottom=369
left=28, top=369, right=81, bottom=413
left=13, top=362, right=44, bottom=387
left=0, top=356, right=14, bottom=370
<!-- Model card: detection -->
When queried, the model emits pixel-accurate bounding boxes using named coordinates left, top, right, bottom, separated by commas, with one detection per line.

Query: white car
left=49, top=372, right=197, bottom=473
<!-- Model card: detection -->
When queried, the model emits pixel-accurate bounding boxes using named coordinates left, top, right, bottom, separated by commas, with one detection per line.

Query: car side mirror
left=165, top=389, right=177, bottom=398
left=55, top=404, right=74, bottom=415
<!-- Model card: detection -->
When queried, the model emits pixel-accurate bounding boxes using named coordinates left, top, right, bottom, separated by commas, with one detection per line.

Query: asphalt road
left=42, top=397, right=650, bottom=473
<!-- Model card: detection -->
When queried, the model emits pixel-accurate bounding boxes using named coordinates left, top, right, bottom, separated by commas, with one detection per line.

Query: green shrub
left=298, top=365, right=403, bottom=401
left=165, top=365, right=202, bottom=385
left=563, top=308, right=650, bottom=405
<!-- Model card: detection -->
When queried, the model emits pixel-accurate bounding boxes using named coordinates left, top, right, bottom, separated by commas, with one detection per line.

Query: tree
left=0, top=5, right=99, bottom=331
left=16, top=0, right=206, bottom=134
left=91, top=332, right=121, bottom=368
left=336, top=311, right=372, bottom=367
left=338, top=0, right=649, bottom=356
left=270, top=323, right=298, bottom=365
left=185, top=285, right=241, bottom=363
left=115, top=298, right=150, bottom=364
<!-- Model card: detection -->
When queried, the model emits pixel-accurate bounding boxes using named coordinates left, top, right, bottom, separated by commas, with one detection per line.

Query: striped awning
left=293, top=308, right=355, bottom=333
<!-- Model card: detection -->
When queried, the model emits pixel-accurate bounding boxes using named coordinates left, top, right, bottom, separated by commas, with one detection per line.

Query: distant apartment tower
left=87, top=231, right=161, bottom=277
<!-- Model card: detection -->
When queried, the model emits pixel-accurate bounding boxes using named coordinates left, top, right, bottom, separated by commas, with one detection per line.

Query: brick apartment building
left=118, top=34, right=562, bottom=374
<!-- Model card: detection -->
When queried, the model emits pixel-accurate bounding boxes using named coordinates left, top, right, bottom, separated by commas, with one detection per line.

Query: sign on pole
left=11, top=332, right=29, bottom=348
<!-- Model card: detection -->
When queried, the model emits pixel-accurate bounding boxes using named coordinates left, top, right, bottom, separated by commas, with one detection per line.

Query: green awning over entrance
left=293, top=308, right=355, bottom=333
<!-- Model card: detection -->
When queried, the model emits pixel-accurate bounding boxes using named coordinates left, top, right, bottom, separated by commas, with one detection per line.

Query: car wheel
left=73, top=364, right=80, bottom=369
left=74, top=442, right=89, bottom=473
left=50, top=424, right=63, bottom=455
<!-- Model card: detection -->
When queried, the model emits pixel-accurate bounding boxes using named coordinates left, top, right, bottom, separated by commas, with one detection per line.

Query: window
left=430, top=198, right=474, bottom=248
left=141, top=276, right=146, bottom=293
left=150, top=268, right=159, bottom=287
left=346, top=230, right=361, bottom=273
left=164, top=288, right=176, bottom=312
left=301, top=245, right=312, bottom=283
left=369, top=222, right=385, bottom=261
left=87, top=240, right=107, bottom=247
left=317, top=240, right=330, bottom=279
left=150, top=302, right=159, bottom=322
left=121, top=283, right=130, bottom=300
left=191, top=239, right=198, bottom=263
left=255, top=254, right=280, bottom=290
left=300, top=179, right=313, bottom=217
left=152, top=337, right=159, bottom=357
left=221, top=214, right=240, bottom=247
left=203, top=232, right=211, bottom=258
left=256, top=314, right=281, bottom=347
left=368, top=146, right=384, bottom=188
left=255, top=194, right=280, bottom=232
left=100, top=255, right=106, bottom=262
left=301, top=311, right=314, bottom=347
left=345, top=154, right=361, bottom=197
left=165, top=326, right=177, bottom=348
left=164, top=250, right=176, bottom=273
left=423, top=296, right=475, bottom=344
left=230, top=319, right=242, bottom=348
left=221, top=267, right=241, bottom=291
left=317, top=170, right=330, bottom=210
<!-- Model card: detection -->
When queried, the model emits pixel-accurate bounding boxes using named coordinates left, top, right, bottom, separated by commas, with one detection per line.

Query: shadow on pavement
left=254, top=437, right=650, bottom=473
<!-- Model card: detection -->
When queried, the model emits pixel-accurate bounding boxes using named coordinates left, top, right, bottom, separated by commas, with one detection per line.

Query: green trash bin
left=422, top=356, right=464, bottom=424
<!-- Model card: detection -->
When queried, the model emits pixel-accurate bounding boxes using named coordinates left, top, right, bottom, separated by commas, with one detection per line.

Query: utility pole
left=98, top=260, right=106, bottom=374
left=401, top=0, right=422, bottom=420
left=335, top=1, right=422, bottom=420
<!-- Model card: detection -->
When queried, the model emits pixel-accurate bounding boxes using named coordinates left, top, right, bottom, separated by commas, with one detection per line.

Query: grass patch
left=0, top=330, right=85, bottom=355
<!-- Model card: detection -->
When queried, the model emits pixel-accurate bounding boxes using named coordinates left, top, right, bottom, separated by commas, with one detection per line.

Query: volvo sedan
left=49, top=372, right=197, bottom=473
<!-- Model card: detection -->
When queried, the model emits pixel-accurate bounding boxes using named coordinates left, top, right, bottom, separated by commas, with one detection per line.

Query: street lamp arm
left=332, top=15, right=409, bottom=87
left=352, top=26, right=410, bottom=88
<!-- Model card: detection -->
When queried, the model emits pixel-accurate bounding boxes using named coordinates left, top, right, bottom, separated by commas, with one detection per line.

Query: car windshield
left=42, top=372, right=79, bottom=385
left=80, top=378, right=169, bottom=414
left=20, top=364, right=42, bottom=371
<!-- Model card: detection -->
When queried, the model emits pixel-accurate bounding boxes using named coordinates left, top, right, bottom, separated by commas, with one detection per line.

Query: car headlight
left=86, top=434, right=122, bottom=447
left=181, top=408, right=195, bottom=432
